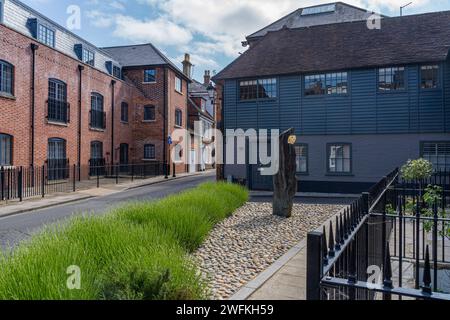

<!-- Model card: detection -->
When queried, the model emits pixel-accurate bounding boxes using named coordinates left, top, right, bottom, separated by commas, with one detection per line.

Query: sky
left=21, top=0, right=450, bottom=81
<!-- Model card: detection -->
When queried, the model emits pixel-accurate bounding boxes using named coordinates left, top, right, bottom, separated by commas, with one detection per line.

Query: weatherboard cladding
left=223, top=64, right=449, bottom=135
left=2, top=0, right=119, bottom=74
left=214, top=11, right=450, bottom=81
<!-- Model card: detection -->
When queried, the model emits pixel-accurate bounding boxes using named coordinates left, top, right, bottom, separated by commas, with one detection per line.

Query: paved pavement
left=0, top=172, right=215, bottom=250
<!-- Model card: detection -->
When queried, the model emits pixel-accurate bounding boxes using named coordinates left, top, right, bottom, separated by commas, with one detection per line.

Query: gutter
left=30, top=43, right=39, bottom=167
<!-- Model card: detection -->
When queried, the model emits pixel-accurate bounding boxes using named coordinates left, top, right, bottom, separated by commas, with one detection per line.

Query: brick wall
left=0, top=24, right=188, bottom=173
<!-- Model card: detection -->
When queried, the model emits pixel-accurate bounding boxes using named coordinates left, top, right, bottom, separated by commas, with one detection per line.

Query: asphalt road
left=0, top=173, right=215, bottom=250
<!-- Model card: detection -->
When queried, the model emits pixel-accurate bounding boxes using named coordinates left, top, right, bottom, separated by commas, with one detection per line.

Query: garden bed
left=0, top=182, right=248, bottom=300
left=194, top=201, right=345, bottom=299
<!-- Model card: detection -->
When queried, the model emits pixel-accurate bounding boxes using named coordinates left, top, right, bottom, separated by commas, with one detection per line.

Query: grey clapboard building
left=213, top=2, right=450, bottom=193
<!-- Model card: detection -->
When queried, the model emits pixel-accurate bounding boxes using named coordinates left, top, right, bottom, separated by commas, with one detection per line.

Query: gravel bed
left=193, top=201, right=344, bottom=300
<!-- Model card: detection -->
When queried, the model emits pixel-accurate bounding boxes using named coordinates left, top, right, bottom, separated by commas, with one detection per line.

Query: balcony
left=90, top=110, right=106, bottom=130
left=47, top=99, right=70, bottom=124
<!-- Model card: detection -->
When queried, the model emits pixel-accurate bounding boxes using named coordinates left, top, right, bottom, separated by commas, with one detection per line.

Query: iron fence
left=307, top=168, right=450, bottom=301
left=0, top=162, right=167, bottom=203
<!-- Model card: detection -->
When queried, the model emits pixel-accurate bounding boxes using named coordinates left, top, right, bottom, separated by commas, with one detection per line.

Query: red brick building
left=0, top=0, right=189, bottom=175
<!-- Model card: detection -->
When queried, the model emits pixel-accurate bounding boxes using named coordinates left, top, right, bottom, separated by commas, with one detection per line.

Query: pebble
left=192, top=201, right=343, bottom=300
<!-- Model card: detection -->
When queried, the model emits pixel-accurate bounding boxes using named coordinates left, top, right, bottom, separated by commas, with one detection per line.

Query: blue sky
left=22, top=0, right=450, bottom=81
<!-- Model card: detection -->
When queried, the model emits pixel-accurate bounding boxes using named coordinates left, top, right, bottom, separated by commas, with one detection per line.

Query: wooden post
left=273, top=128, right=297, bottom=218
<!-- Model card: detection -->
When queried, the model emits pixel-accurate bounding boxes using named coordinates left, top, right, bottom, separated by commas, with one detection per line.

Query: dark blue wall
left=224, top=63, right=450, bottom=135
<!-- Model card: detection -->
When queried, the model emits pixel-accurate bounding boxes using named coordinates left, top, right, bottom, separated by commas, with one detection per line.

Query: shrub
left=401, top=158, right=433, bottom=181
left=0, top=182, right=248, bottom=300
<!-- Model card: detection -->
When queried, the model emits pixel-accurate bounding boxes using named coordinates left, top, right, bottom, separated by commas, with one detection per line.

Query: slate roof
left=247, top=2, right=377, bottom=41
left=214, top=11, right=450, bottom=81
left=101, top=43, right=189, bottom=80
left=189, top=79, right=209, bottom=94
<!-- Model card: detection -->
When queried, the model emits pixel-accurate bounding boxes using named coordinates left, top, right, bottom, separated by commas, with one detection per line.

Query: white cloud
left=86, top=10, right=115, bottom=28
left=112, top=15, right=193, bottom=46
left=142, top=0, right=434, bottom=58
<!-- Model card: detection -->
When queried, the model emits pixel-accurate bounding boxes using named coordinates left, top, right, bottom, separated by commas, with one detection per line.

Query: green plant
left=401, top=159, right=433, bottom=181
left=0, top=182, right=249, bottom=300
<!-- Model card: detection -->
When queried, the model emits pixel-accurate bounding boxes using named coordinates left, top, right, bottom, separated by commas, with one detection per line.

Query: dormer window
left=75, top=44, right=95, bottom=66
left=29, top=19, right=56, bottom=47
left=82, top=48, right=95, bottom=66
left=38, top=24, right=55, bottom=47
left=105, top=61, right=122, bottom=79
left=113, top=65, right=121, bottom=79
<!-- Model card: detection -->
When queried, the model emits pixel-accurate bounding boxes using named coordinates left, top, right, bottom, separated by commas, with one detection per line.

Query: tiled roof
left=214, top=11, right=450, bottom=80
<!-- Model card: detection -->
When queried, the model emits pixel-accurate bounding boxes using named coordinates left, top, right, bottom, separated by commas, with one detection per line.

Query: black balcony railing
left=90, top=110, right=106, bottom=129
left=47, top=99, right=70, bottom=124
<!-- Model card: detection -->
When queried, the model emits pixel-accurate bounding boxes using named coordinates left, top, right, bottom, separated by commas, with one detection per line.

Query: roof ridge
left=100, top=43, right=154, bottom=49
left=263, top=9, right=450, bottom=35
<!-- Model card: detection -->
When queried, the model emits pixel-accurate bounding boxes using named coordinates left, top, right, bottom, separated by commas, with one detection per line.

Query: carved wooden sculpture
left=273, top=128, right=297, bottom=218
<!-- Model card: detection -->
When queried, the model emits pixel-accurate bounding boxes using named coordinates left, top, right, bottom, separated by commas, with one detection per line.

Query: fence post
left=306, top=231, right=324, bottom=300
left=18, top=166, right=23, bottom=202
left=0, top=167, right=4, bottom=201
left=96, top=165, right=100, bottom=188
left=73, top=164, right=76, bottom=192
left=173, top=163, right=176, bottom=178
left=362, top=192, right=370, bottom=215
left=115, top=163, right=119, bottom=184
left=131, top=164, right=135, bottom=182
left=432, top=201, right=439, bottom=292
left=41, top=165, right=45, bottom=198
left=166, top=161, right=170, bottom=178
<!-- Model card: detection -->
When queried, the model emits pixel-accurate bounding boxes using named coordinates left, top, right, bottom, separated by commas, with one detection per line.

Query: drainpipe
left=163, top=67, right=168, bottom=176
left=111, top=80, right=116, bottom=164
left=77, top=65, right=84, bottom=181
left=221, top=84, right=225, bottom=180
left=30, top=43, right=39, bottom=167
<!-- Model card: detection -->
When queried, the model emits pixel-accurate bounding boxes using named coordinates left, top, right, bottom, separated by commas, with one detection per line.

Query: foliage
left=0, top=182, right=248, bottom=300
left=401, top=159, right=433, bottom=181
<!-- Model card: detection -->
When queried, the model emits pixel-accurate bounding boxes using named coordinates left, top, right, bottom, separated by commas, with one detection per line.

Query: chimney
left=204, top=70, right=211, bottom=86
left=182, top=53, right=192, bottom=78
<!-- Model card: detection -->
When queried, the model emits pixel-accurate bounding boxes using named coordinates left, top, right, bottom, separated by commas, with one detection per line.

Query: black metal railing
left=47, top=99, right=70, bottom=123
left=307, top=168, right=450, bottom=301
left=90, top=110, right=106, bottom=129
left=1, top=162, right=167, bottom=204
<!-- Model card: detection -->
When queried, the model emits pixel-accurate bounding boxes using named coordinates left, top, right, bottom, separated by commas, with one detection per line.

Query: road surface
left=0, top=172, right=215, bottom=250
